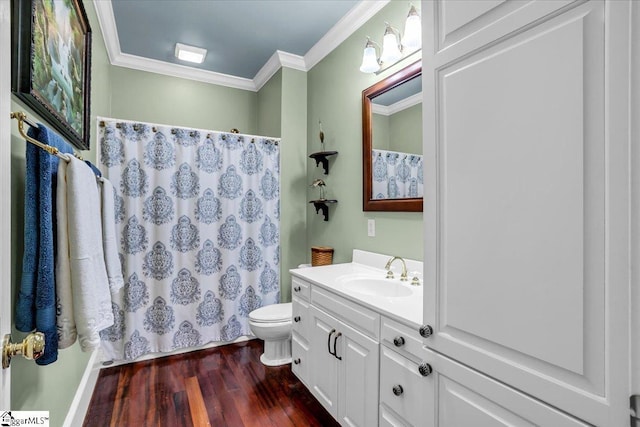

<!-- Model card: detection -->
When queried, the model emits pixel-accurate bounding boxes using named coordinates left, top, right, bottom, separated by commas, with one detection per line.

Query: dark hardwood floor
left=83, top=340, right=339, bottom=427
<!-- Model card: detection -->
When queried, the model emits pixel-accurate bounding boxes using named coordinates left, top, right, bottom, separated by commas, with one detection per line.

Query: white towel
left=99, top=178, right=124, bottom=294
left=65, top=156, right=114, bottom=351
left=56, top=159, right=76, bottom=349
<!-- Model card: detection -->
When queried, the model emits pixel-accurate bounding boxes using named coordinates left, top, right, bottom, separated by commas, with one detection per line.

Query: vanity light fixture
left=379, top=22, right=402, bottom=64
left=175, top=43, right=207, bottom=64
left=402, top=5, right=421, bottom=50
left=359, top=4, right=421, bottom=74
left=359, top=37, right=381, bottom=73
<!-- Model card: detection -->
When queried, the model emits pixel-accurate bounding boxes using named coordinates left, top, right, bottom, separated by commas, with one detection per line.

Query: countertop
left=289, top=259, right=423, bottom=328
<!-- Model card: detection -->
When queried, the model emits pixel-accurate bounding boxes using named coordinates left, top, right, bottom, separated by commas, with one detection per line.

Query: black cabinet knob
left=293, top=358, right=301, bottom=365
left=392, top=385, right=404, bottom=396
left=418, top=363, right=433, bottom=377
left=294, top=316, right=301, bottom=322
left=419, top=325, right=433, bottom=338
left=294, top=286, right=301, bottom=292
left=393, top=336, right=405, bottom=347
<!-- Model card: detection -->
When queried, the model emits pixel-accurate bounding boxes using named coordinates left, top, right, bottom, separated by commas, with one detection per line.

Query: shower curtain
left=97, top=118, right=280, bottom=361
left=372, top=148, right=423, bottom=199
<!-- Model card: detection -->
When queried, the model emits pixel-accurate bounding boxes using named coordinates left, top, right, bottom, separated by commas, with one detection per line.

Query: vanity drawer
left=311, top=286, right=380, bottom=340
left=292, top=277, right=311, bottom=301
left=291, top=332, right=309, bottom=387
left=379, top=345, right=430, bottom=427
left=381, top=316, right=423, bottom=363
left=292, top=296, right=309, bottom=338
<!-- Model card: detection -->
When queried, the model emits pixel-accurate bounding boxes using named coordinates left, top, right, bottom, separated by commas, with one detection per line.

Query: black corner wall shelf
left=309, top=151, right=338, bottom=175
left=309, top=199, right=337, bottom=221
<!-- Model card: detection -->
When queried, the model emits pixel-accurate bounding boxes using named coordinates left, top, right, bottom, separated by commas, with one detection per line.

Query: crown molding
left=94, top=0, right=391, bottom=92
left=253, top=50, right=306, bottom=91
left=304, top=0, right=390, bottom=70
left=371, top=92, right=422, bottom=116
left=112, top=52, right=256, bottom=91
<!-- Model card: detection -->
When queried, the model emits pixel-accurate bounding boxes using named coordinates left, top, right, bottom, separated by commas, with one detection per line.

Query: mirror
left=362, top=60, right=422, bottom=212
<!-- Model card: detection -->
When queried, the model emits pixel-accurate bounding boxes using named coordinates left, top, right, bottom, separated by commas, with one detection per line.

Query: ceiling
left=95, top=0, right=390, bottom=91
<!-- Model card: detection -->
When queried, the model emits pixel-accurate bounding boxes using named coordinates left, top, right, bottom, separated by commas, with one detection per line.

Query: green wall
left=306, top=1, right=423, bottom=264
left=372, top=113, right=390, bottom=150
left=10, top=2, right=110, bottom=426
left=279, top=68, right=309, bottom=299
left=109, top=67, right=258, bottom=134
left=257, top=69, right=282, bottom=138
left=389, top=103, right=422, bottom=155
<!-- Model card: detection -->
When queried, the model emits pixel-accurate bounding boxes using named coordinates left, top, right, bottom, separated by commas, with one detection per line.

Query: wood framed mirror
left=362, top=60, right=422, bottom=212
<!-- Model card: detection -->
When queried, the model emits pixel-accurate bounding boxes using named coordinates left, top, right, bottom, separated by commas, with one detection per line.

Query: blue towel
left=84, top=160, right=102, bottom=177
left=16, top=124, right=75, bottom=365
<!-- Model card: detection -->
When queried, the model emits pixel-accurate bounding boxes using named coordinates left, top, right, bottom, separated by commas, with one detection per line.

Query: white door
left=0, top=0, right=12, bottom=409
left=336, top=321, right=378, bottom=427
left=422, top=1, right=631, bottom=425
left=308, top=306, right=339, bottom=418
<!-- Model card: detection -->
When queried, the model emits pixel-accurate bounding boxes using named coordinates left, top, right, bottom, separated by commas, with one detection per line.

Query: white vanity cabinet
left=291, top=277, right=380, bottom=427
left=291, top=277, right=311, bottom=386
left=379, top=316, right=431, bottom=427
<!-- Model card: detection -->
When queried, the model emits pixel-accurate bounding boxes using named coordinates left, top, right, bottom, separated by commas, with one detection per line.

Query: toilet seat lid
left=249, top=303, right=292, bottom=323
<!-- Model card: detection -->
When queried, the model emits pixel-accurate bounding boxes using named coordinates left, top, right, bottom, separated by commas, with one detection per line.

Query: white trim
left=304, top=0, right=390, bottom=70
left=62, top=350, right=101, bottom=427
left=0, top=0, right=12, bottom=410
left=253, top=51, right=286, bottom=91
left=110, top=52, right=256, bottom=91
left=254, top=51, right=306, bottom=91
left=94, top=0, right=391, bottom=91
left=92, top=0, right=120, bottom=65
left=371, top=92, right=422, bottom=116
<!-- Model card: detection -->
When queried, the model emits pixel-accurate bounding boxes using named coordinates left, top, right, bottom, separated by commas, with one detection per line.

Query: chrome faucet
left=385, top=256, right=408, bottom=281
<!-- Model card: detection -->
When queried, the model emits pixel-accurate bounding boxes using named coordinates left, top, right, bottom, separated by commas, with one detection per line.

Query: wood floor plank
left=184, top=376, right=211, bottom=427
left=84, top=340, right=340, bottom=427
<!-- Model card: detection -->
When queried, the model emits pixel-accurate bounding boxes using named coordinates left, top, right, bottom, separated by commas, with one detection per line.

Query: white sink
left=338, top=276, right=413, bottom=298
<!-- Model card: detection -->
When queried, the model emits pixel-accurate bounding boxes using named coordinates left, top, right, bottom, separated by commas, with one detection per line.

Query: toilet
left=248, top=302, right=292, bottom=366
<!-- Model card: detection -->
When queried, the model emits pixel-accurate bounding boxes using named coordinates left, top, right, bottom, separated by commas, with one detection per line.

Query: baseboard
left=62, top=336, right=257, bottom=426
left=62, top=349, right=101, bottom=427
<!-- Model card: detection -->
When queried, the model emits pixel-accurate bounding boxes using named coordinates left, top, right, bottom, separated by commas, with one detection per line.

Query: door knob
left=2, top=332, right=45, bottom=369
left=418, top=362, right=432, bottom=377
left=419, top=325, right=433, bottom=338
left=294, top=316, right=301, bottom=322
left=392, top=385, right=404, bottom=396
left=393, top=336, right=405, bottom=347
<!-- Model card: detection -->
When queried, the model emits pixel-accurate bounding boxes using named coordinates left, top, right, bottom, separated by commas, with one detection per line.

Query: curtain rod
left=97, top=120, right=277, bottom=144
left=10, top=112, right=82, bottom=161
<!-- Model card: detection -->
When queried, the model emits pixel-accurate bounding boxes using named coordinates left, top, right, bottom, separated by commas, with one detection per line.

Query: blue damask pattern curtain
left=97, top=118, right=280, bottom=361
left=372, top=148, right=423, bottom=199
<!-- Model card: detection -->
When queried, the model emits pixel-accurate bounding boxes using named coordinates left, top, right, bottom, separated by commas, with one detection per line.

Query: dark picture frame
left=12, top=0, right=92, bottom=150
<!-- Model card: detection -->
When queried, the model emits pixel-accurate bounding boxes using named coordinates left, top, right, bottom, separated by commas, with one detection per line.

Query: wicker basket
left=311, top=246, right=334, bottom=266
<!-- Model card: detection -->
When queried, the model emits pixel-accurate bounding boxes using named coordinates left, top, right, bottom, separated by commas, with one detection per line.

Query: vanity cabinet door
left=422, top=0, right=631, bottom=424
left=308, top=305, right=339, bottom=418
left=336, top=321, right=379, bottom=427
left=421, top=348, right=589, bottom=427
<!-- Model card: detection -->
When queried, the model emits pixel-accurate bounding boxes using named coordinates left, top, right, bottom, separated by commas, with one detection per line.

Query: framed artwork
left=12, top=0, right=92, bottom=150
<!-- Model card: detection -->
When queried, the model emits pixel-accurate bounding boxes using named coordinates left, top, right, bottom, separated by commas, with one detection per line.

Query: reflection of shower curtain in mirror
left=372, top=148, right=423, bottom=199
left=97, top=118, right=281, bottom=361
